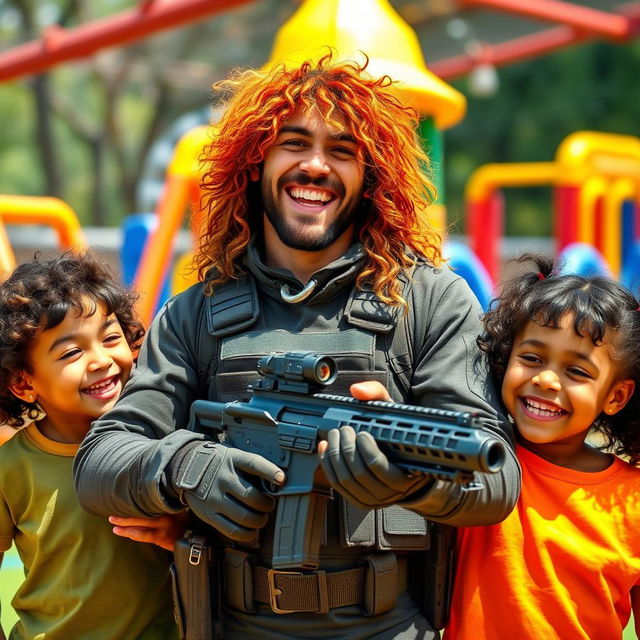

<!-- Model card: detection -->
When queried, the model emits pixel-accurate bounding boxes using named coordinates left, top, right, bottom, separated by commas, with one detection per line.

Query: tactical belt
left=224, top=550, right=408, bottom=615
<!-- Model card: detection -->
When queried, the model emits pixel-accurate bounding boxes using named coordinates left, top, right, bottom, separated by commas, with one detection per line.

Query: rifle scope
left=258, top=352, right=337, bottom=386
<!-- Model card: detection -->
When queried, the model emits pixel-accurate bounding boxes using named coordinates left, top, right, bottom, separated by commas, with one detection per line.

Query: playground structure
left=464, top=130, right=640, bottom=304
left=0, top=0, right=639, bottom=323
left=0, top=196, right=88, bottom=276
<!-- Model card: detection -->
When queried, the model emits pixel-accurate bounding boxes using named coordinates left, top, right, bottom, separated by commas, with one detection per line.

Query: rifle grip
left=272, top=491, right=330, bottom=570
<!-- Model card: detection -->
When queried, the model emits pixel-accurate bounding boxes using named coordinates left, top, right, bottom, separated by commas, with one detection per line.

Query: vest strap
left=345, top=287, right=400, bottom=333
left=205, top=276, right=259, bottom=337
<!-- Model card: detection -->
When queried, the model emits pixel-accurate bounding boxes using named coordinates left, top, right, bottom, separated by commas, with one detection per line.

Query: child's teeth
left=525, top=399, right=563, bottom=416
left=86, top=377, right=116, bottom=392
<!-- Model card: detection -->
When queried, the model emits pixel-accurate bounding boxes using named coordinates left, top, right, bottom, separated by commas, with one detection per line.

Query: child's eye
left=567, top=366, right=591, bottom=379
left=103, top=333, right=123, bottom=345
left=58, top=348, right=81, bottom=361
left=519, top=353, right=541, bottom=365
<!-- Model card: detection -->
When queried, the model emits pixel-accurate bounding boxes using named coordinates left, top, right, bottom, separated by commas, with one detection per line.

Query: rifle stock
left=188, top=352, right=506, bottom=570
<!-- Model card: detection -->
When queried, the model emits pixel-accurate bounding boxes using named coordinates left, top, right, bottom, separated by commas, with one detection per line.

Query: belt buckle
left=267, top=569, right=303, bottom=614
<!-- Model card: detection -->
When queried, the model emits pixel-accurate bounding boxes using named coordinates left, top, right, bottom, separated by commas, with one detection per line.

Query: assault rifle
left=187, top=351, right=506, bottom=571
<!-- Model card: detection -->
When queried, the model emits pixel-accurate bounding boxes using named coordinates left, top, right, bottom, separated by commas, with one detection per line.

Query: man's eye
left=333, top=146, right=355, bottom=157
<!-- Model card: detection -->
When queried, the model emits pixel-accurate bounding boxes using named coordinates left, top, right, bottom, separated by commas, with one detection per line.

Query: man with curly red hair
left=75, top=55, right=519, bottom=639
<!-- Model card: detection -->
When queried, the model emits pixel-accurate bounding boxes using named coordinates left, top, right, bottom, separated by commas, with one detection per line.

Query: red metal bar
left=459, top=0, right=633, bottom=39
left=553, top=185, right=580, bottom=252
left=0, top=0, right=256, bottom=82
left=431, top=25, right=579, bottom=78
left=467, top=191, right=503, bottom=283
left=431, top=3, right=640, bottom=80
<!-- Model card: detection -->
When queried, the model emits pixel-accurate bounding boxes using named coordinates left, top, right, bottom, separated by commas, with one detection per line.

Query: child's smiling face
left=501, top=313, right=634, bottom=451
left=11, top=297, right=133, bottom=442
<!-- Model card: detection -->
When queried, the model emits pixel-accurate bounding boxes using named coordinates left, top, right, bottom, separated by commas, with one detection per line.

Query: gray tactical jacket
left=74, top=239, right=520, bottom=640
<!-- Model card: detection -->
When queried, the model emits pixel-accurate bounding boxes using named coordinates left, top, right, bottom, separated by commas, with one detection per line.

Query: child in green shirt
left=0, top=253, right=181, bottom=640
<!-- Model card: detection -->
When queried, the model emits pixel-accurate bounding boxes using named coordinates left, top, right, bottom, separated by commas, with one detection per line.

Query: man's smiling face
left=258, top=107, right=366, bottom=252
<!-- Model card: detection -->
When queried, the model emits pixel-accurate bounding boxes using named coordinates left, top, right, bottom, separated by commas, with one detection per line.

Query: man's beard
left=261, top=171, right=362, bottom=252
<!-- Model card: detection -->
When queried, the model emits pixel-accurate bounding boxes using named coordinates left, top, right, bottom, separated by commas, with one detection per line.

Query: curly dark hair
left=0, top=253, right=144, bottom=427
left=478, top=254, right=640, bottom=464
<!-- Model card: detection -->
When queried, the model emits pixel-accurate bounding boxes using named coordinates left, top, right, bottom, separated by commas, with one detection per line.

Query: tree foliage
left=445, top=38, right=640, bottom=236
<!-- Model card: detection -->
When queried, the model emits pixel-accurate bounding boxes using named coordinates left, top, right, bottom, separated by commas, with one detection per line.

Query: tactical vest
left=194, top=273, right=429, bottom=554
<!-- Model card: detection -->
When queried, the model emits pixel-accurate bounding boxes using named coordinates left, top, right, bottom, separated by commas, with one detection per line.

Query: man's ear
left=603, top=379, right=635, bottom=416
left=9, top=373, right=36, bottom=404
left=248, top=165, right=260, bottom=182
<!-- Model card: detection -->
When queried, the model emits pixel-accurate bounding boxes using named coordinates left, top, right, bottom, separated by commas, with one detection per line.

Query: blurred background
left=0, top=0, right=638, bottom=337
left=0, top=0, right=637, bottom=231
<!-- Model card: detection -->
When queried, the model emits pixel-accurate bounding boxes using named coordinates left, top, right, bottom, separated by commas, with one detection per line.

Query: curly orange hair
left=196, top=53, right=442, bottom=305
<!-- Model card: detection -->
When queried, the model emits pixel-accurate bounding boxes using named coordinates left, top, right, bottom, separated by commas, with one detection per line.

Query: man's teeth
left=290, top=188, right=331, bottom=203
left=524, top=399, right=564, bottom=417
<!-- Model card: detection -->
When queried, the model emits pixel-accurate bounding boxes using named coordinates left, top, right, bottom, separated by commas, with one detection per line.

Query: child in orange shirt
left=445, top=255, right=640, bottom=640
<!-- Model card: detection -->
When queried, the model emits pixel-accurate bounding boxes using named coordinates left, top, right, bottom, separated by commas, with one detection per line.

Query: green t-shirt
left=0, top=424, right=178, bottom=640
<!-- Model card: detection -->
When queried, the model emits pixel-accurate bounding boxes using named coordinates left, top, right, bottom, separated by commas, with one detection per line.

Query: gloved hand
left=176, top=441, right=285, bottom=542
left=319, top=426, right=430, bottom=509
left=318, top=380, right=430, bottom=509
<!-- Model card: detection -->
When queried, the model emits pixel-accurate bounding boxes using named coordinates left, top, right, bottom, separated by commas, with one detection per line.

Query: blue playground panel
left=557, top=242, right=612, bottom=278
left=444, top=240, right=494, bottom=310
left=620, top=241, right=640, bottom=295
left=120, top=213, right=172, bottom=311
left=557, top=240, right=640, bottom=296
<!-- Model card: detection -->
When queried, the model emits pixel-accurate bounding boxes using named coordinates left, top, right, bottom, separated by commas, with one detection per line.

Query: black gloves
left=319, top=426, right=431, bottom=509
left=176, top=441, right=284, bottom=542
left=174, top=425, right=429, bottom=540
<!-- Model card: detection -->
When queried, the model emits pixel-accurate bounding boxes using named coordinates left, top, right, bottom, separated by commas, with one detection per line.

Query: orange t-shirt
left=444, top=444, right=640, bottom=640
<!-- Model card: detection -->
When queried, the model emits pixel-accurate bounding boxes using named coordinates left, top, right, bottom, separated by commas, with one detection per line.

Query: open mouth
left=520, top=397, right=567, bottom=420
left=286, top=186, right=335, bottom=208
left=82, top=374, right=120, bottom=399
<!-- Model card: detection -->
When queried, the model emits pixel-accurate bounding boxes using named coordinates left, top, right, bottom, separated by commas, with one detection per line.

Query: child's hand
left=349, top=380, right=393, bottom=402
left=317, top=380, right=393, bottom=460
left=109, top=512, right=190, bottom=551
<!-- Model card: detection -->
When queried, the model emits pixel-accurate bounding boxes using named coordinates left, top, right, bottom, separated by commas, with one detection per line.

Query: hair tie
left=536, top=272, right=545, bottom=281
left=635, top=305, right=640, bottom=311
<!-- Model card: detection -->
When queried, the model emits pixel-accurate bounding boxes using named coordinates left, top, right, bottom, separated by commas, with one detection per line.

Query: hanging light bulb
left=469, top=61, right=499, bottom=97
left=465, top=41, right=499, bottom=98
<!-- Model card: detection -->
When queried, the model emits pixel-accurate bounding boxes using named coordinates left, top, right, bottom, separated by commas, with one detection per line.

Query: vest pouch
left=377, top=505, right=429, bottom=550
left=339, top=500, right=428, bottom=550
left=340, top=500, right=376, bottom=547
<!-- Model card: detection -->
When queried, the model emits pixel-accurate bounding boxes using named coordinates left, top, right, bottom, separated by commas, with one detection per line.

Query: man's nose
left=299, top=149, right=330, bottom=176
left=531, top=369, right=561, bottom=391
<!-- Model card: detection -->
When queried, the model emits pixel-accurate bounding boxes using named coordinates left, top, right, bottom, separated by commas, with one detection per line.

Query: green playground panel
left=1, top=545, right=20, bottom=631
